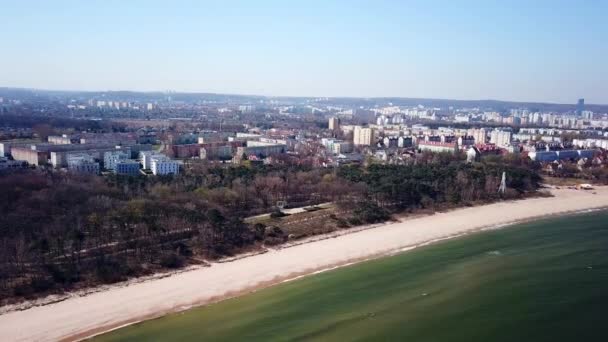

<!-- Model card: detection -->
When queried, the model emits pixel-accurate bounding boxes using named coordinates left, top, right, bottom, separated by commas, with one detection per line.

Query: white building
left=490, top=129, right=512, bottom=147
left=238, top=105, right=255, bottom=113
left=353, top=126, right=374, bottom=146
left=321, top=138, right=353, bottom=154
left=140, top=151, right=165, bottom=170
left=151, top=157, right=180, bottom=175
left=469, top=128, right=487, bottom=144
left=328, top=117, right=340, bottom=130
left=104, top=150, right=130, bottom=170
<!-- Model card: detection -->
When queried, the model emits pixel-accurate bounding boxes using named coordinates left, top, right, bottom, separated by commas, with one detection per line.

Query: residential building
left=329, top=117, right=340, bottom=130
left=321, top=138, right=353, bottom=155
left=353, top=126, right=374, bottom=146
left=490, top=129, right=512, bottom=147
left=469, top=128, right=487, bottom=144
left=457, top=136, right=476, bottom=148
left=417, top=141, right=459, bottom=154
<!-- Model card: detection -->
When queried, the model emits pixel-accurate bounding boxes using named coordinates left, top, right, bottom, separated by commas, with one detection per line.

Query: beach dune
left=1, top=187, right=608, bottom=342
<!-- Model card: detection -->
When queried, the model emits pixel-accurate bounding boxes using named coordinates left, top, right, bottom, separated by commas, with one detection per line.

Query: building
left=166, top=133, right=199, bottom=145
left=228, top=133, right=262, bottom=142
left=322, top=138, right=353, bottom=155
left=0, top=142, right=27, bottom=157
left=48, top=135, right=74, bottom=145
left=353, top=126, right=374, bottom=146
left=49, top=145, right=124, bottom=168
left=197, top=131, right=234, bottom=144
left=10, top=146, right=48, bottom=166
left=576, top=98, right=585, bottom=116
left=79, top=132, right=138, bottom=145
left=573, top=138, right=608, bottom=149
left=398, top=136, right=414, bottom=148
left=457, top=136, right=476, bottom=148
left=114, top=160, right=141, bottom=175
left=469, top=128, right=487, bottom=145
left=67, top=153, right=100, bottom=175
left=333, top=141, right=353, bottom=154
left=0, top=157, right=28, bottom=170
left=200, top=141, right=242, bottom=160
left=528, top=149, right=596, bottom=162
left=235, top=141, right=286, bottom=160
left=140, top=151, right=165, bottom=169
left=581, top=110, right=594, bottom=120
left=151, top=156, right=180, bottom=175
left=417, top=141, right=459, bottom=154
left=490, top=129, right=512, bottom=147
left=329, top=117, right=340, bottom=130
left=238, top=105, right=255, bottom=113
left=104, top=150, right=130, bottom=170
left=467, top=146, right=481, bottom=163
left=165, top=144, right=201, bottom=158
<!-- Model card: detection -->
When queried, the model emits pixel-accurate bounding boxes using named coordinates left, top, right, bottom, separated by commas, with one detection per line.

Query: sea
left=96, top=210, right=608, bottom=342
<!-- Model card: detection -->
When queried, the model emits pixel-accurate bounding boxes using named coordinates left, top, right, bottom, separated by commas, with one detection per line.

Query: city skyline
left=2, top=86, right=603, bottom=107
left=1, top=0, right=607, bottom=103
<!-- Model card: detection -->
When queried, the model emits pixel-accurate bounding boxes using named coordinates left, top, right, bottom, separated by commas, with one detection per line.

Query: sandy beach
left=1, top=187, right=608, bottom=342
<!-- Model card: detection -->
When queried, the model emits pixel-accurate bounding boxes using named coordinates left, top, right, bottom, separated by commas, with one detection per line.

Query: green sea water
left=96, top=211, right=608, bottom=342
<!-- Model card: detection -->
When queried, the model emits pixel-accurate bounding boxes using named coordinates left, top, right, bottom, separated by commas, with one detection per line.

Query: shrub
left=160, top=253, right=185, bottom=269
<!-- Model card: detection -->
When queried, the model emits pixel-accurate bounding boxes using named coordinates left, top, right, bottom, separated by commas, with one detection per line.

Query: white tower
left=498, top=172, right=506, bottom=194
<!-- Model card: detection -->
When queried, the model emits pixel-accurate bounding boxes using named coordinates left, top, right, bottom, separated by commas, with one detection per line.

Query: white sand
left=2, top=187, right=608, bottom=341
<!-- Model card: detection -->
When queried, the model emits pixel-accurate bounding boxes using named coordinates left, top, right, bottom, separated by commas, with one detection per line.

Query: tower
left=576, top=99, right=585, bottom=116
left=498, top=172, right=506, bottom=194
left=329, top=117, right=340, bottom=130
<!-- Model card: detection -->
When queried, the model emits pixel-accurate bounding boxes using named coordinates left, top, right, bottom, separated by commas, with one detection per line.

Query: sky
left=1, top=0, right=607, bottom=104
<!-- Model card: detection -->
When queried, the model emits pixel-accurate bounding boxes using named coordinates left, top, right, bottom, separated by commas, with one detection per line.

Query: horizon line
left=0, top=85, right=601, bottom=107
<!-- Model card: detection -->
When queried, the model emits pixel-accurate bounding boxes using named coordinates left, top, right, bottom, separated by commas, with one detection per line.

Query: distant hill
left=1, top=87, right=606, bottom=113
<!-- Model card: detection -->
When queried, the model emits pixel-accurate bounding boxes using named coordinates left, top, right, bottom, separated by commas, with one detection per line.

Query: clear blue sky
left=1, top=0, right=607, bottom=103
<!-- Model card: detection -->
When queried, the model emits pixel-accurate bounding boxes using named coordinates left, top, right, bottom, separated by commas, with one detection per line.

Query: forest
left=0, top=154, right=541, bottom=303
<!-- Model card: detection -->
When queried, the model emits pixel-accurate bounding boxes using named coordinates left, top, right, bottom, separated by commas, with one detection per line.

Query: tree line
left=0, top=154, right=541, bottom=303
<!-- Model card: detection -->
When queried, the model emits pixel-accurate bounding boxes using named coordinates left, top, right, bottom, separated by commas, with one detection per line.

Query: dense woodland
left=0, top=154, right=541, bottom=302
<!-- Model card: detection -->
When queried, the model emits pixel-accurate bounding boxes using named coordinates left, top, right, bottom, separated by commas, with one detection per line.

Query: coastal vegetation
left=0, top=154, right=541, bottom=303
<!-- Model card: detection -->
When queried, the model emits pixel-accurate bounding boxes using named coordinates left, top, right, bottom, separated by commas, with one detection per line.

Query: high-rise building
left=469, top=128, right=487, bottom=145
left=328, top=117, right=340, bottom=130
left=581, top=110, right=594, bottom=120
left=490, top=129, right=512, bottom=147
left=353, top=126, right=374, bottom=146
left=576, top=98, right=585, bottom=116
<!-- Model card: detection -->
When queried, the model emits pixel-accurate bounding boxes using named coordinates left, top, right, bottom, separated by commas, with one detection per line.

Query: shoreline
left=2, top=188, right=608, bottom=341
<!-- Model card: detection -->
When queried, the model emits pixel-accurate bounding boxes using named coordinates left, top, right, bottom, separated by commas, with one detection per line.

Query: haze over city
left=1, top=0, right=607, bottom=103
